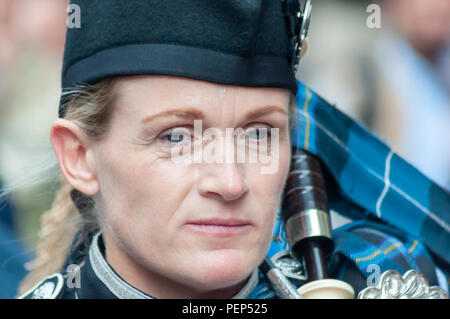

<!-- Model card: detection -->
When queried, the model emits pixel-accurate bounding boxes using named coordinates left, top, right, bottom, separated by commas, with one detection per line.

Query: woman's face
left=92, top=75, right=292, bottom=298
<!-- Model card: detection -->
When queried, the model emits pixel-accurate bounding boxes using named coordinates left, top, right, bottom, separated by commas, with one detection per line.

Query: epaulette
left=18, top=273, right=64, bottom=299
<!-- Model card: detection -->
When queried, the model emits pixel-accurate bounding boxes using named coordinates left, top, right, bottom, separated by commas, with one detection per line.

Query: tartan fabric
left=248, top=271, right=279, bottom=299
left=263, top=211, right=449, bottom=297
left=330, top=220, right=448, bottom=294
left=258, top=81, right=449, bottom=297
left=291, top=81, right=449, bottom=265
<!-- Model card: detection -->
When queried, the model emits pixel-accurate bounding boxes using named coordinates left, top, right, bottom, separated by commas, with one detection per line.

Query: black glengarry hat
left=60, top=0, right=311, bottom=117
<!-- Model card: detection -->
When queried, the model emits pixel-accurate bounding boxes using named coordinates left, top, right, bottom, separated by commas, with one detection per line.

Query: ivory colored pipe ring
left=297, top=279, right=355, bottom=299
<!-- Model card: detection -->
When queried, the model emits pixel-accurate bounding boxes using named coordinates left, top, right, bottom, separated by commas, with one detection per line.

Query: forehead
left=111, top=75, right=290, bottom=119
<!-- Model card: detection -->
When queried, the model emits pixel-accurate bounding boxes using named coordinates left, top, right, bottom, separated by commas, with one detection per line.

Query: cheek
left=97, top=153, right=194, bottom=265
left=249, top=143, right=290, bottom=240
left=95, top=143, right=190, bottom=232
left=252, top=143, right=290, bottom=201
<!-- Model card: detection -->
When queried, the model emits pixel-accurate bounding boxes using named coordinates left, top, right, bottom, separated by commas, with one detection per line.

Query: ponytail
left=18, top=178, right=80, bottom=293
left=17, top=79, right=115, bottom=294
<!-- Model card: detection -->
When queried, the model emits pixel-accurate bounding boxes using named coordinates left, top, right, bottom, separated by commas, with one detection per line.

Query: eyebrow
left=141, top=108, right=205, bottom=124
left=244, top=105, right=288, bottom=119
left=141, top=105, right=288, bottom=124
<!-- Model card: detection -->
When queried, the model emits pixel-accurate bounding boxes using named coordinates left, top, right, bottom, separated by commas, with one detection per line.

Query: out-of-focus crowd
left=0, top=0, right=68, bottom=298
left=0, top=0, right=448, bottom=298
left=298, top=0, right=450, bottom=191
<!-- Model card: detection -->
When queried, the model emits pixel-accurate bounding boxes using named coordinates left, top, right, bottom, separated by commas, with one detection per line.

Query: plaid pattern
left=248, top=271, right=279, bottom=299
left=330, top=220, right=448, bottom=293
left=291, top=81, right=449, bottom=265
left=254, top=81, right=449, bottom=297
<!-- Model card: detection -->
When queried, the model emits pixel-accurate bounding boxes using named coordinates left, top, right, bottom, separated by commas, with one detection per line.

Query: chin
left=191, top=249, right=259, bottom=291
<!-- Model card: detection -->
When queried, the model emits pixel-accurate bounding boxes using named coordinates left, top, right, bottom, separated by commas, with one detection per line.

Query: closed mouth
left=185, top=218, right=252, bottom=237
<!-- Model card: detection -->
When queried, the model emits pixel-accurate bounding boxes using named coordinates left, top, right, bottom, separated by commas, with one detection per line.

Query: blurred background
left=0, top=0, right=448, bottom=298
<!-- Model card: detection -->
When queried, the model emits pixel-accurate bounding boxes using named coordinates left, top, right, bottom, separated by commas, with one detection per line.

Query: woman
left=18, top=0, right=306, bottom=299
left=17, top=1, right=450, bottom=299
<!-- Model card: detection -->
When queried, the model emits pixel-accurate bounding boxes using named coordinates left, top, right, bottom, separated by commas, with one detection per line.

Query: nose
left=197, top=161, right=249, bottom=202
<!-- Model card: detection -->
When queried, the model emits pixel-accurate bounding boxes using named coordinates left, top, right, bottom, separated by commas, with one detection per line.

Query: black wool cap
left=60, top=0, right=306, bottom=117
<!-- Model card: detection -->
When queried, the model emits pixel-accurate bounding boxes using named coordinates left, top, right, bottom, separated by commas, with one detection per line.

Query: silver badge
left=18, top=273, right=64, bottom=299
left=271, top=250, right=307, bottom=281
left=358, top=269, right=448, bottom=299
left=31, top=282, right=56, bottom=299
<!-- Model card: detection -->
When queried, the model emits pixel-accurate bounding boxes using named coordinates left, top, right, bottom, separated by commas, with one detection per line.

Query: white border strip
left=376, top=151, right=394, bottom=218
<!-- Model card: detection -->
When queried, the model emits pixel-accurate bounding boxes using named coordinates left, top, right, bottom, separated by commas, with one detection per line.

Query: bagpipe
left=262, top=0, right=449, bottom=299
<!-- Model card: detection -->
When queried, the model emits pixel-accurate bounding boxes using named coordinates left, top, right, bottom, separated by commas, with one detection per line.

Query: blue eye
left=246, top=127, right=271, bottom=141
left=158, top=128, right=192, bottom=145
left=167, top=134, right=184, bottom=143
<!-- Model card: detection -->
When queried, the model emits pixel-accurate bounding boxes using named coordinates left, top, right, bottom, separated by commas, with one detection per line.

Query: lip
left=185, top=218, right=252, bottom=237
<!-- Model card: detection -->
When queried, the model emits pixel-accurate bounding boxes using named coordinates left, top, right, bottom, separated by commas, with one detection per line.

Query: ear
left=50, top=119, right=100, bottom=196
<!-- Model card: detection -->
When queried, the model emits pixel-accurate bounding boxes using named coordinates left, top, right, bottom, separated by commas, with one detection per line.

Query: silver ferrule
left=285, top=209, right=332, bottom=247
left=266, top=268, right=302, bottom=299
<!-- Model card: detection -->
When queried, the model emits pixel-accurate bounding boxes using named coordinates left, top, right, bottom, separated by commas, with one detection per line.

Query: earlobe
left=50, top=119, right=100, bottom=196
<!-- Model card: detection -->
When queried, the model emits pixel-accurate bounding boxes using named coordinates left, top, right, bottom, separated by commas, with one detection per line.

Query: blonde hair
left=17, top=79, right=298, bottom=294
left=18, top=79, right=116, bottom=294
